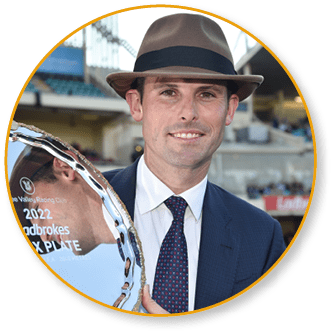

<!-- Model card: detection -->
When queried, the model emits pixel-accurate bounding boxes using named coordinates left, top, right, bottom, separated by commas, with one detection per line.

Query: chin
left=168, top=154, right=210, bottom=169
left=73, top=247, right=88, bottom=256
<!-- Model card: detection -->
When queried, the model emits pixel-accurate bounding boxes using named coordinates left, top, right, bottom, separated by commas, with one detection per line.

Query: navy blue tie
left=153, top=196, right=189, bottom=313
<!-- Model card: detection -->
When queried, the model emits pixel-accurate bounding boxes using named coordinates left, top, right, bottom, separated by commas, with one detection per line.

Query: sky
left=115, top=7, right=256, bottom=70
left=66, top=7, right=257, bottom=71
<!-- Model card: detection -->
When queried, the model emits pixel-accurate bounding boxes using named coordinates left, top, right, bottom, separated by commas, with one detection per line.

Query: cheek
left=142, top=114, right=166, bottom=142
left=202, top=109, right=225, bottom=134
left=215, top=104, right=229, bottom=129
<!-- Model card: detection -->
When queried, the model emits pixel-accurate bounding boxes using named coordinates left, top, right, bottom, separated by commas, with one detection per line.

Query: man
left=104, top=13, right=286, bottom=313
left=9, top=144, right=118, bottom=255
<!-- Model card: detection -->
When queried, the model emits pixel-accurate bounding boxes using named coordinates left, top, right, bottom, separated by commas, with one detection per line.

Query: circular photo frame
left=4, top=4, right=330, bottom=330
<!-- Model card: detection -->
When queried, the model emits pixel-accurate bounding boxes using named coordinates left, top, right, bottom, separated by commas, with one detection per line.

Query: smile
left=170, top=132, right=203, bottom=139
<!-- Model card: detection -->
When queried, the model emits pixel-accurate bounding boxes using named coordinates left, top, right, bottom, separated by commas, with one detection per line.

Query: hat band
left=134, top=46, right=237, bottom=75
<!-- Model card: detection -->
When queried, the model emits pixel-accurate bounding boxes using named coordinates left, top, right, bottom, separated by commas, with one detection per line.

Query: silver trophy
left=7, top=121, right=145, bottom=311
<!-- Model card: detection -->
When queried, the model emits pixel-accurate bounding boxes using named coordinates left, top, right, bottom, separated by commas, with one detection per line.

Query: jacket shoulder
left=103, top=168, right=123, bottom=185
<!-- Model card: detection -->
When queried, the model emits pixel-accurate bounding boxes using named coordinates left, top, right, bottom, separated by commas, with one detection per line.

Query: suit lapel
left=194, top=182, right=240, bottom=310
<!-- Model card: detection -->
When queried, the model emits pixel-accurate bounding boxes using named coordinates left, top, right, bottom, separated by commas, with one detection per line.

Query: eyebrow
left=153, top=84, right=227, bottom=100
left=153, top=82, right=179, bottom=90
left=196, top=85, right=225, bottom=93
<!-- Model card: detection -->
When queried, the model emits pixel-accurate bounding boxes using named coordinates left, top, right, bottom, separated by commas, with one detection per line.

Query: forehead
left=145, top=77, right=228, bottom=89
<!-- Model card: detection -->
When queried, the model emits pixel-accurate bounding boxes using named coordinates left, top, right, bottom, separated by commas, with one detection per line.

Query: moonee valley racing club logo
left=19, top=177, right=35, bottom=195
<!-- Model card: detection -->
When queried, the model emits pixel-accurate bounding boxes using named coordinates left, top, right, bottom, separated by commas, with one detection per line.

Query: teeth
left=172, top=133, right=200, bottom=139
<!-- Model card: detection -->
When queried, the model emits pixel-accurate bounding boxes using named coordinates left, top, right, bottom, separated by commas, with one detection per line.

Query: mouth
left=169, top=131, right=204, bottom=139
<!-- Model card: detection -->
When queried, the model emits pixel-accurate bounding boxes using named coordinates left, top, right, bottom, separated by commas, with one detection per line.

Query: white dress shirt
left=134, top=157, right=207, bottom=311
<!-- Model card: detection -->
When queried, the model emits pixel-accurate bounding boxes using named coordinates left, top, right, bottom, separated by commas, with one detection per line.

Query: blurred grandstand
left=13, top=15, right=315, bottom=245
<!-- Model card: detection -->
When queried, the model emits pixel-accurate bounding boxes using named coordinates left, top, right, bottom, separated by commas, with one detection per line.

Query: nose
left=179, top=95, right=198, bottom=122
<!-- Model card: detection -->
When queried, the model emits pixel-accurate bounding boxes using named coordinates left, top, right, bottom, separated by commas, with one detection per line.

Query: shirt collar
left=136, top=156, right=207, bottom=221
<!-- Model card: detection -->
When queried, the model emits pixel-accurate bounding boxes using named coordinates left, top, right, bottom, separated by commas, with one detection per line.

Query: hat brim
left=106, top=67, right=264, bottom=102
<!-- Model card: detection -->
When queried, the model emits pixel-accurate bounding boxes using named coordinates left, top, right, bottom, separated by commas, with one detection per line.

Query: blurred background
left=12, top=7, right=315, bottom=248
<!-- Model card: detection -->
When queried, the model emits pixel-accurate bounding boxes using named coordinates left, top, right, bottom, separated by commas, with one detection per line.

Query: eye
left=199, top=91, right=215, bottom=99
left=161, top=89, right=176, bottom=97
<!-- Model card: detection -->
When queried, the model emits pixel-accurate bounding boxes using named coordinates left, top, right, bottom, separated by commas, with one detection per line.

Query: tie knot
left=164, top=196, right=188, bottom=221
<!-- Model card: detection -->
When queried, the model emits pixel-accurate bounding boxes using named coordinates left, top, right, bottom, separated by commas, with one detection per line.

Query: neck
left=82, top=184, right=116, bottom=246
left=143, top=154, right=210, bottom=195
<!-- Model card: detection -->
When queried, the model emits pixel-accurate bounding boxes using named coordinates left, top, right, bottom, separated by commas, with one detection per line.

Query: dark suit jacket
left=103, top=158, right=286, bottom=311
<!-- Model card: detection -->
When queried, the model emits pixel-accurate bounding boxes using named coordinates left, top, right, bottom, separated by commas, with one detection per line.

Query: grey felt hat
left=106, top=13, right=263, bottom=101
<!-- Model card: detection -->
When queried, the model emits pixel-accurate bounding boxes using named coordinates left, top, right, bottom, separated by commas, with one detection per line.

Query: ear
left=53, top=150, right=77, bottom=181
left=225, top=94, right=239, bottom=126
left=125, top=89, right=143, bottom=122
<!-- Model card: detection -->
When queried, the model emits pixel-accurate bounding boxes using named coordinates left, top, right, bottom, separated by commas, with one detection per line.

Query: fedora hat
left=106, top=13, right=263, bottom=101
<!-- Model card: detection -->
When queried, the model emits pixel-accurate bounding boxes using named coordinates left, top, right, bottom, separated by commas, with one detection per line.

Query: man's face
left=27, top=173, right=94, bottom=255
left=127, top=77, right=239, bottom=171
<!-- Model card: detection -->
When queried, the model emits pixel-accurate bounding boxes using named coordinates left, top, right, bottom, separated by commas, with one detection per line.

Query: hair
left=130, top=77, right=238, bottom=103
left=130, top=77, right=146, bottom=102
left=27, top=140, right=68, bottom=184
left=20, top=159, right=56, bottom=212
left=31, top=159, right=57, bottom=184
left=226, top=81, right=238, bottom=100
